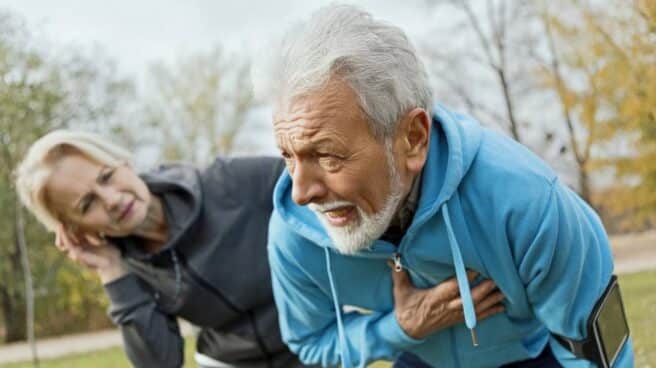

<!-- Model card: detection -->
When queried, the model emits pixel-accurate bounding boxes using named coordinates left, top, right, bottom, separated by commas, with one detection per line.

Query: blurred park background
left=0, top=0, right=654, bottom=366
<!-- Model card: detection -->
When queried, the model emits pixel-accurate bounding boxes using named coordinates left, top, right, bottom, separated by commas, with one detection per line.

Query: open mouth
left=323, top=206, right=356, bottom=227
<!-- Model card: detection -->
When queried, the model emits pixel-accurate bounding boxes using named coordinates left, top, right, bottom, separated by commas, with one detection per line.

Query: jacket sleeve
left=268, top=215, right=423, bottom=368
left=105, top=273, right=184, bottom=368
left=509, top=178, right=634, bottom=367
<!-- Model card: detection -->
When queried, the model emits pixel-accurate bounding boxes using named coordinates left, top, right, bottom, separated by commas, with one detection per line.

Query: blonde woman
left=16, top=130, right=305, bottom=368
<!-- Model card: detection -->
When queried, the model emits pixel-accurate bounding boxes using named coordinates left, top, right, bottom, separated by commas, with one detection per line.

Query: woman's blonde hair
left=15, top=130, right=132, bottom=232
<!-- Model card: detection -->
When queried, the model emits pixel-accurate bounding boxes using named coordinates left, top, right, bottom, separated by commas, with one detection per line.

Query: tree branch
left=540, top=3, right=584, bottom=165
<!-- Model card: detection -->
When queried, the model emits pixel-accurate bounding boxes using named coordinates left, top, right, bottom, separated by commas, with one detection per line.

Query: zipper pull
left=393, top=253, right=403, bottom=272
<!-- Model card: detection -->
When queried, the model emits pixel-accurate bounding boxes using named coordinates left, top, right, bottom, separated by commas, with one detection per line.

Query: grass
left=620, top=270, right=656, bottom=367
left=1, top=338, right=198, bottom=368
left=2, top=271, right=654, bottom=367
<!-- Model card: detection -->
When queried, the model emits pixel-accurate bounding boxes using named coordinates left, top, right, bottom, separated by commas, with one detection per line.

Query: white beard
left=309, top=147, right=405, bottom=255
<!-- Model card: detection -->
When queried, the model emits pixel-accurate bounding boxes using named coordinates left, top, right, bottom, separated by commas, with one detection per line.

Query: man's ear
left=398, top=108, right=430, bottom=174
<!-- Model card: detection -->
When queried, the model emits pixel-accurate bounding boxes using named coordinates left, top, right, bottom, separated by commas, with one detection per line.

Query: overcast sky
left=0, top=1, right=590, bottom=184
left=0, top=0, right=441, bottom=82
left=0, top=1, right=454, bottom=158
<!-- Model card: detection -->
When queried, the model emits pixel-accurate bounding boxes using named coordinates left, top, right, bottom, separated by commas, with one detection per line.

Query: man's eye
left=318, top=154, right=342, bottom=170
left=317, top=152, right=342, bottom=160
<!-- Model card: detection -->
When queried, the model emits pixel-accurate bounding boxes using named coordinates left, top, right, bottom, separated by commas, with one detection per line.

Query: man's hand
left=55, top=224, right=128, bottom=284
left=391, top=266, right=505, bottom=339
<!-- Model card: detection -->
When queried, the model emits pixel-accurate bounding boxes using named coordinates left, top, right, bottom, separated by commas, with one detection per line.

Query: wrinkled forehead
left=273, top=81, right=374, bottom=149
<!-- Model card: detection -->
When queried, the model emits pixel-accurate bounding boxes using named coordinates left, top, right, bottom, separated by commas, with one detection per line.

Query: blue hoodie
left=268, top=104, right=634, bottom=368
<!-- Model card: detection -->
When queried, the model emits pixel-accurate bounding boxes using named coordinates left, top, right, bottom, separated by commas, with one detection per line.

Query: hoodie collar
left=410, top=104, right=482, bottom=229
left=116, top=163, right=203, bottom=261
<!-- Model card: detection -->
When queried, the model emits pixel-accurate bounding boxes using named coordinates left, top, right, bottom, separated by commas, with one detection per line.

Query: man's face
left=274, top=79, right=409, bottom=254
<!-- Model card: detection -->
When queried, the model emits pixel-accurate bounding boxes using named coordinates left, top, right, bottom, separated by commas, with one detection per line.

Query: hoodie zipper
left=393, top=250, right=467, bottom=368
left=391, top=252, right=427, bottom=283
left=393, top=253, right=403, bottom=272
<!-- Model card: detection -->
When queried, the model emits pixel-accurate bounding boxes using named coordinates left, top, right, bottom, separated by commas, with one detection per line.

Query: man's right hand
left=391, top=266, right=505, bottom=340
left=55, top=224, right=128, bottom=284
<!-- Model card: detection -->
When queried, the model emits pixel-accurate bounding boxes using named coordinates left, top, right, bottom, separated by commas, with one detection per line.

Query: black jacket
left=104, top=156, right=301, bottom=368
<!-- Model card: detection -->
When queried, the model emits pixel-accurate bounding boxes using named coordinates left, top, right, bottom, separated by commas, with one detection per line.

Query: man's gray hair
left=254, top=4, right=433, bottom=140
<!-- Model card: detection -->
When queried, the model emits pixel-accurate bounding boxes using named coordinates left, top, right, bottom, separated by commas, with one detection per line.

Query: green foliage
left=1, top=337, right=198, bottom=368
left=0, top=10, right=133, bottom=342
left=0, top=8, right=261, bottom=342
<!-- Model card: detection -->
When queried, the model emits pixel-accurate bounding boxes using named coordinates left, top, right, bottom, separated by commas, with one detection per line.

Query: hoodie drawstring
left=442, top=203, right=479, bottom=346
left=324, top=248, right=353, bottom=367
left=323, top=203, right=478, bottom=368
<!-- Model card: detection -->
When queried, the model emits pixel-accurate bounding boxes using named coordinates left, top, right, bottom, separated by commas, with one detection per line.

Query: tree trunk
left=579, top=162, right=593, bottom=206
left=497, top=68, right=522, bottom=142
left=15, top=199, right=39, bottom=366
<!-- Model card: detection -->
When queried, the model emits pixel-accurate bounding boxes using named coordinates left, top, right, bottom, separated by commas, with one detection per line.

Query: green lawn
left=1, top=338, right=199, bottom=368
left=621, top=270, right=656, bottom=366
left=3, top=270, right=654, bottom=367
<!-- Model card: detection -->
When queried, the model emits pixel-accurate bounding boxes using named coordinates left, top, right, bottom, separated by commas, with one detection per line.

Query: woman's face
left=45, top=153, right=151, bottom=237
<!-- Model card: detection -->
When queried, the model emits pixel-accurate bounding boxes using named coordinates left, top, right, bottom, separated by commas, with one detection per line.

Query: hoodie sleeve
left=104, top=273, right=184, bottom=368
left=510, top=178, right=634, bottom=367
left=268, top=215, right=423, bottom=368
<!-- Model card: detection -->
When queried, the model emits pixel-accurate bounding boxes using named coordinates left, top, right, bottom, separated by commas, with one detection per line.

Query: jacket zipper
left=392, top=252, right=423, bottom=280
left=393, top=252, right=403, bottom=272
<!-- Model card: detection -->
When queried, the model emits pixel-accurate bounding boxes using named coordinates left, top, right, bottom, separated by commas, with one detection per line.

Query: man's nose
left=291, top=162, right=327, bottom=206
left=96, top=186, right=122, bottom=211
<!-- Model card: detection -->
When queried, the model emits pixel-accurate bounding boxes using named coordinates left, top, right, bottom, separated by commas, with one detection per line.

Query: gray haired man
left=258, top=4, right=634, bottom=368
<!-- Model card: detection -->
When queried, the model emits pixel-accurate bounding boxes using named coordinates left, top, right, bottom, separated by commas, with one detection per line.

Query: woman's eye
left=81, top=197, right=94, bottom=214
left=101, top=169, right=115, bottom=183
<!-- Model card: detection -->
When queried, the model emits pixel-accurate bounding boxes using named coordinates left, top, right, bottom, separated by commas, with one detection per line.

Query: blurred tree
left=0, top=11, right=134, bottom=343
left=536, top=0, right=608, bottom=204
left=540, top=0, right=656, bottom=228
left=424, top=0, right=546, bottom=144
left=141, top=47, right=258, bottom=166
left=593, top=0, right=655, bottom=229
left=423, top=0, right=585, bottom=196
left=424, top=0, right=652, bottom=206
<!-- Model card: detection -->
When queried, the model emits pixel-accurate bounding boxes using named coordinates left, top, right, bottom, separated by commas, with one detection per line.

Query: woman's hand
left=55, top=224, right=128, bottom=284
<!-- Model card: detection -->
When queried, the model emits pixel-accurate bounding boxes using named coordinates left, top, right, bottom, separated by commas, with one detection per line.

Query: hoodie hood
left=117, top=163, right=203, bottom=260
left=272, top=103, right=484, bottom=366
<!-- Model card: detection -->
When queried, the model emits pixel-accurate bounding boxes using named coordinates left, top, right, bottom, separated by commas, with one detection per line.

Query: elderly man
left=260, top=4, right=634, bottom=368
